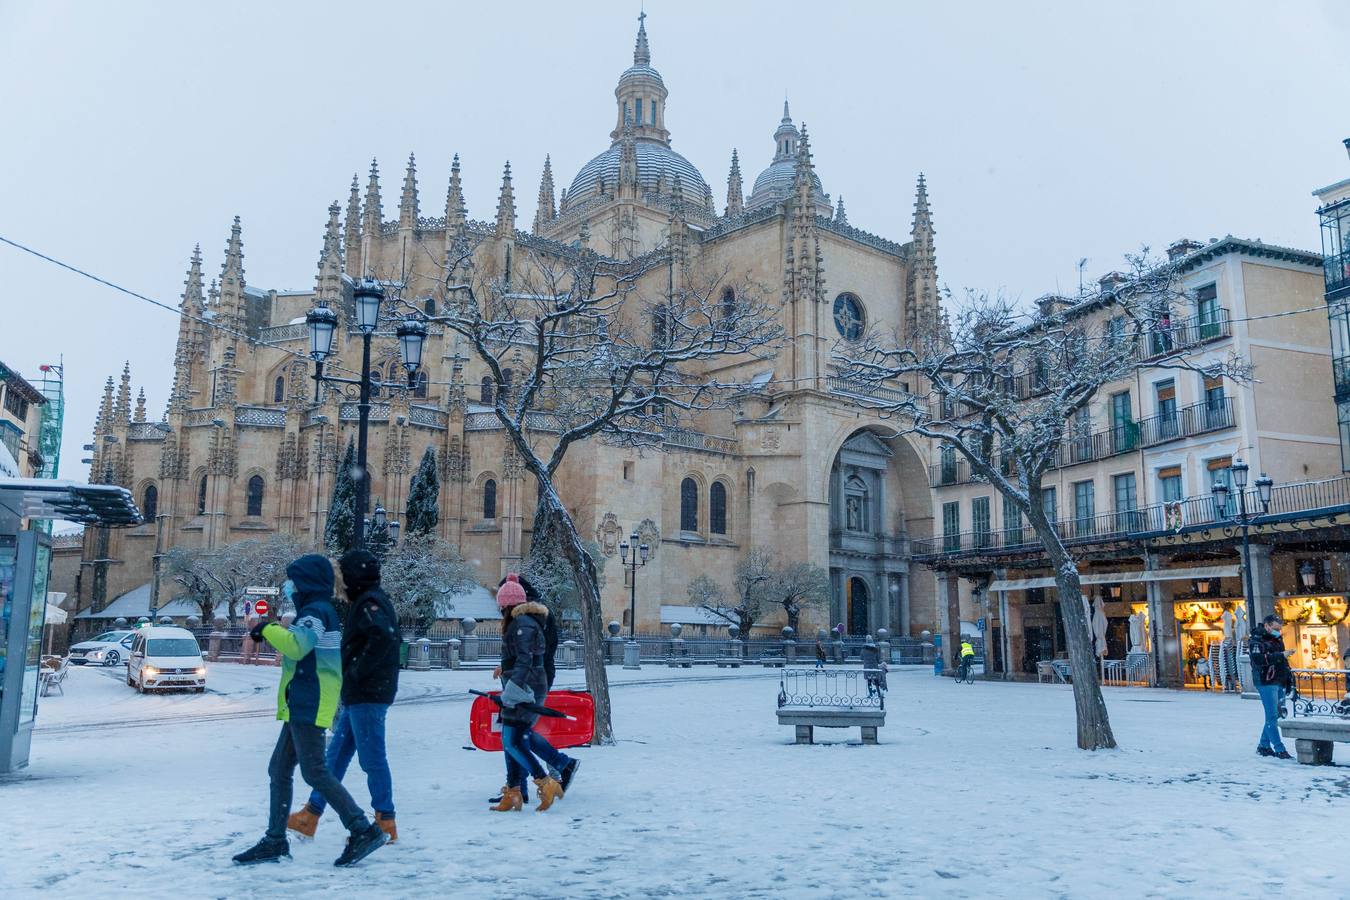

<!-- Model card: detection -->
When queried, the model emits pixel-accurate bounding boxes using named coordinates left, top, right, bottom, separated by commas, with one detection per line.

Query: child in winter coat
left=490, top=574, right=566, bottom=812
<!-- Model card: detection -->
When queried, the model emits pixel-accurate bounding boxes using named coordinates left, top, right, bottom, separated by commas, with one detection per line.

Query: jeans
left=505, top=728, right=572, bottom=786
left=815, top=657, right=825, bottom=669
left=1256, top=684, right=1287, bottom=752
left=501, top=724, right=545, bottom=783
left=267, top=721, right=367, bottom=840
left=308, top=703, right=394, bottom=817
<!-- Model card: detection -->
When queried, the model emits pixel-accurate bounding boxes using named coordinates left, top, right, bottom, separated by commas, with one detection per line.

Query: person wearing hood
left=1248, top=614, right=1294, bottom=760
left=287, top=549, right=401, bottom=844
left=489, top=574, right=566, bottom=812
left=232, top=553, right=387, bottom=868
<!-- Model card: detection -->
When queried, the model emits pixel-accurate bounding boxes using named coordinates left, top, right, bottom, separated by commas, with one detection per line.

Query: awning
left=987, top=564, right=1240, bottom=593
left=0, top=477, right=142, bottom=526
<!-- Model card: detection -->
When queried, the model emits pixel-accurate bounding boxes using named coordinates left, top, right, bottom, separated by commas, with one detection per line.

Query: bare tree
left=837, top=252, right=1245, bottom=750
left=767, top=561, right=831, bottom=633
left=163, top=546, right=218, bottom=624
left=380, top=533, right=473, bottom=635
left=393, top=237, right=783, bottom=743
left=163, top=535, right=305, bottom=624
left=695, top=546, right=778, bottom=652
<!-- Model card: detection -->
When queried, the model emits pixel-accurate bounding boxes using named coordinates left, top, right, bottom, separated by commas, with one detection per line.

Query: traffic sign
left=253, top=599, right=270, bottom=617
left=976, top=617, right=986, bottom=631
left=245, top=586, right=280, bottom=597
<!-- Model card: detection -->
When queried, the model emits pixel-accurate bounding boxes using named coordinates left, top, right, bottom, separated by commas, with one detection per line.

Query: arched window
left=710, top=481, right=727, bottom=535
left=720, top=288, right=736, bottom=323
left=246, top=475, right=265, bottom=517
left=197, top=475, right=208, bottom=515
left=481, top=376, right=495, bottom=405
left=423, top=296, right=437, bottom=316
left=502, top=368, right=514, bottom=402
left=680, top=477, right=698, bottom=532
left=273, top=375, right=285, bottom=403
left=369, top=365, right=383, bottom=398
left=483, top=479, right=497, bottom=520
left=412, top=371, right=428, bottom=399
left=833, top=293, right=865, bottom=341
left=142, top=483, right=158, bottom=520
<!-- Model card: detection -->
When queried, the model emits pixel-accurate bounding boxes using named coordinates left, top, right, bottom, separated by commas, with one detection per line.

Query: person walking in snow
left=489, top=574, right=579, bottom=808
left=1248, top=614, right=1294, bottom=760
left=489, top=574, right=566, bottom=813
left=287, top=549, right=401, bottom=844
left=815, top=639, right=827, bottom=669
left=232, top=553, right=387, bottom=867
left=861, top=639, right=885, bottom=697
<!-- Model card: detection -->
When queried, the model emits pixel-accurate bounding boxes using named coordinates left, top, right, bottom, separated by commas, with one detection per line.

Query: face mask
left=282, top=579, right=296, bottom=603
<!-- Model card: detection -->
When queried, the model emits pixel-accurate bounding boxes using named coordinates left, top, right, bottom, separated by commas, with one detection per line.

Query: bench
left=760, top=655, right=786, bottom=668
left=1279, top=716, right=1350, bottom=765
left=776, top=667, right=886, bottom=744
left=665, top=657, right=721, bottom=668
left=716, top=657, right=743, bottom=668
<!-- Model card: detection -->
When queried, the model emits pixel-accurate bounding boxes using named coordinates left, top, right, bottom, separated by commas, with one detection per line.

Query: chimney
left=1097, top=272, right=1127, bottom=294
left=1036, top=293, right=1071, bottom=318
left=1166, top=238, right=1204, bottom=261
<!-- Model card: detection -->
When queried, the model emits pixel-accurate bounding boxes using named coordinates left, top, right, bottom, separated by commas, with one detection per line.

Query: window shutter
left=1157, top=466, right=1181, bottom=480
left=1207, top=456, right=1232, bottom=472
left=1155, top=383, right=1176, bottom=402
left=1203, top=376, right=1223, bottom=392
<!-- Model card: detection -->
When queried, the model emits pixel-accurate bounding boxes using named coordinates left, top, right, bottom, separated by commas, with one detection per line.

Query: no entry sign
left=253, top=599, right=270, bottom=617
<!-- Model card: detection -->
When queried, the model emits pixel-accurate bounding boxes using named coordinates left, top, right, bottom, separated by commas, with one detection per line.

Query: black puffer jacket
left=499, top=601, right=549, bottom=725
left=338, top=551, right=401, bottom=705
left=1248, top=626, right=1292, bottom=689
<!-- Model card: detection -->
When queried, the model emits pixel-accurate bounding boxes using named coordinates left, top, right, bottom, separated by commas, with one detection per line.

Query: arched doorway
left=848, top=577, right=870, bottom=635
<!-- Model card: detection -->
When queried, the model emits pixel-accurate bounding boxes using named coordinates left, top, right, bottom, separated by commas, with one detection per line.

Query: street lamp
left=1299, top=560, right=1317, bottom=592
left=1212, top=458, right=1273, bottom=696
left=619, top=531, right=649, bottom=669
left=305, top=280, right=424, bottom=550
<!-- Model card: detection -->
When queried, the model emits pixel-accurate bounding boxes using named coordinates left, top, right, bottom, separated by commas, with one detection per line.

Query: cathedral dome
left=568, top=140, right=711, bottom=205
left=746, top=100, right=829, bottom=213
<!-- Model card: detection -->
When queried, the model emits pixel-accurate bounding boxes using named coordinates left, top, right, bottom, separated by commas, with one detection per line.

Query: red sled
left=469, top=690, right=595, bottom=752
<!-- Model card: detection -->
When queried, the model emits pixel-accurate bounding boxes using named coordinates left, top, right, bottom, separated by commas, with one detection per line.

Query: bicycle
left=956, top=660, right=976, bottom=684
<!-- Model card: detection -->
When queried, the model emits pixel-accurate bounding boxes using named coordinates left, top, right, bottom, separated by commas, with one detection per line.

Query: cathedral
left=77, top=15, right=943, bottom=638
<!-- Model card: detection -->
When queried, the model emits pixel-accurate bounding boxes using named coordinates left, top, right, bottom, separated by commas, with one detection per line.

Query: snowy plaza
left=2, top=662, right=1344, bottom=899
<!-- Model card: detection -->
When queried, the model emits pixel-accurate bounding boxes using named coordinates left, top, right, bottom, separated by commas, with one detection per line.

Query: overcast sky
left=3, top=0, right=1349, bottom=485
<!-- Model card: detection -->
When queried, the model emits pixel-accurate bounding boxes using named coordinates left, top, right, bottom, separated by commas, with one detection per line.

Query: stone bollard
left=920, top=629, right=936, bottom=667
left=668, top=623, right=686, bottom=667
left=411, top=638, right=431, bottom=671
left=782, top=626, right=796, bottom=663
left=623, top=639, right=642, bottom=670
left=448, top=638, right=461, bottom=670
left=207, top=614, right=226, bottom=662
left=562, top=639, right=579, bottom=669
left=726, top=624, right=743, bottom=664
left=460, top=618, right=479, bottom=662
left=605, top=621, right=624, bottom=665
left=114, top=617, right=129, bottom=629
left=877, top=628, right=891, bottom=666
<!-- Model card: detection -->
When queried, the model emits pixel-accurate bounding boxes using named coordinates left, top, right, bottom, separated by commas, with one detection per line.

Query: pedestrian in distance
left=815, top=639, right=826, bottom=669
left=489, top=574, right=579, bottom=808
left=1248, top=614, right=1294, bottom=760
left=489, top=574, right=566, bottom=813
left=959, top=639, right=976, bottom=682
left=231, top=553, right=387, bottom=867
left=861, top=639, right=884, bottom=697
left=287, top=549, right=401, bottom=845
left=1196, top=656, right=1212, bottom=690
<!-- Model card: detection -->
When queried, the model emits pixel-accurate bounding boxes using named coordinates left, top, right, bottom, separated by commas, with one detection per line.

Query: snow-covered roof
left=75, top=582, right=231, bottom=620
left=433, top=582, right=502, bottom=621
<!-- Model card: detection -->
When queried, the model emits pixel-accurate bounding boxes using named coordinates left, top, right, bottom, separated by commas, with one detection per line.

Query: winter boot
left=286, top=803, right=321, bottom=839
left=232, top=836, right=290, bottom=865
left=559, top=758, right=581, bottom=794
left=490, top=783, right=529, bottom=804
left=490, top=786, right=524, bottom=812
left=375, top=811, right=398, bottom=844
left=533, top=776, right=564, bottom=812
left=334, top=821, right=387, bottom=867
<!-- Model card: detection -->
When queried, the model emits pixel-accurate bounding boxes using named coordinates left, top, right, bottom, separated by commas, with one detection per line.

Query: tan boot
left=490, top=786, right=523, bottom=812
left=286, top=803, right=321, bottom=839
left=375, top=811, right=398, bottom=844
left=533, top=776, right=564, bottom=812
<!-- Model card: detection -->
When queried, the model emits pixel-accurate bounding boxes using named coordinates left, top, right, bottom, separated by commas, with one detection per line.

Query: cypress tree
left=405, top=446, right=440, bottom=535
left=325, top=438, right=358, bottom=555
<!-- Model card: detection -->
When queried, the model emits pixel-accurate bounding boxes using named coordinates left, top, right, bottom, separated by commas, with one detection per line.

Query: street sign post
left=244, top=586, right=280, bottom=597
left=253, top=599, right=270, bottom=617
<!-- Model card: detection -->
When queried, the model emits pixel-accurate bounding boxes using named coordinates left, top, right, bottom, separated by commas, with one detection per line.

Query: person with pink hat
left=490, top=574, right=565, bottom=812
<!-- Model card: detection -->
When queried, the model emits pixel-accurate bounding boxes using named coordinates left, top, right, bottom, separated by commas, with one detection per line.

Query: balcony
left=1135, top=397, right=1235, bottom=447
left=1334, top=355, right=1350, bottom=402
left=1136, top=307, right=1231, bottom=361
left=913, top=473, right=1350, bottom=562
left=1325, top=249, right=1350, bottom=296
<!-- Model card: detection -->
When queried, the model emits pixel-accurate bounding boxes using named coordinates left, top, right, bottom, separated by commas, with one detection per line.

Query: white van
left=125, top=626, right=207, bottom=693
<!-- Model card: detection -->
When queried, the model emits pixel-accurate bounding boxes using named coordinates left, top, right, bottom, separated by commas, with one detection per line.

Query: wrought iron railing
left=1325, top=250, right=1350, bottom=294
left=914, top=473, right=1350, bottom=559
left=1136, top=397, right=1234, bottom=447
left=777, top=668, right=885, bottom=710
left=1291, top=668, right=1350, bottom=717
left=1137, top=307, right=1232, bottom=360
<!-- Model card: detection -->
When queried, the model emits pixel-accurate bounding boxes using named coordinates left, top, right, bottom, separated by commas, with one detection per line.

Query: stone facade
left=73, top=16, right=941, bottom=636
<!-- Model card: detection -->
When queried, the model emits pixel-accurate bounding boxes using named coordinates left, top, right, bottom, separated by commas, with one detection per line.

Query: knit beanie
left=496, top=573, right=527, bottom=609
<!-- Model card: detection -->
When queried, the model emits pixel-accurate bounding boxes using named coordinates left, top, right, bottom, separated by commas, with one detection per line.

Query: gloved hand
left=248, top=620, right=269, bottom=643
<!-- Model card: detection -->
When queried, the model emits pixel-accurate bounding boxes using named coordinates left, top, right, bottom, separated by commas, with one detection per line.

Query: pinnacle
left=634, top=10, right=651, bottom=66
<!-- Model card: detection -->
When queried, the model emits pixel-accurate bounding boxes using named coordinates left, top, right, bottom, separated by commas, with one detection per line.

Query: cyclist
left=958, top=639, right=976, bottom=682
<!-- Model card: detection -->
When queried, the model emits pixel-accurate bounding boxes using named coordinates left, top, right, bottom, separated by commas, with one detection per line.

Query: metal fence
left=777, top=668, right=884, bottom=710
left=1291, top=668, right=1350, bottom=718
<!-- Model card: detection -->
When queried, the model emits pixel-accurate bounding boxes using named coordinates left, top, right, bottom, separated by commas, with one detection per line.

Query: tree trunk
left=1025, top=506, right=1117, bottom=750
left=531, top=489, right=615, bottom=745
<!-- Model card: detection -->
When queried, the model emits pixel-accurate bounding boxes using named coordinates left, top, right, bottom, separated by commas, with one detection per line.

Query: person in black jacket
left=288, top=550, right=402, bottom=841
left=1248, top=614, right=1293, bottom=760
left=490, top=575, right=580, bottom=808
left=490, top=574, right=566, bottom=812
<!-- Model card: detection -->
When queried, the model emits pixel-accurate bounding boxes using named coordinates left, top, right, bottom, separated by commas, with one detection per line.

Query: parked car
left=125, top=627, right=207, bottom=693
left=69, top=631, right=136, bottom=666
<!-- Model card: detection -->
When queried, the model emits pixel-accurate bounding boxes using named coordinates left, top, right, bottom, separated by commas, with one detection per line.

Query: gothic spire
left=133, top=387, right=147, bottom=423
left=908, top=173, right=939, bottom=338
left=95, top=375, right=114, bottom=436
left=344, top=173, right=362, bottom=273
left=725, top=148, right=744, bottom=217
left=399, top=153, right=419, bottom=229
left=445, top=154, right=466, bottom=231
left=634, top=10, right=651, bottom=66
left=217, top=217, right=246, bottom=331
left=533, top=155, right=556, bottom=234
left=618, top=113, right=638, bottom=195
left=316, top=201, right=343, bottom=301
left=115, top=362, right=132, bottom=425
left=363, top=158, right=383, bottom=236
left=496, top=161, right=516, bottom=238
left=834, top=195, right=848, bottom=226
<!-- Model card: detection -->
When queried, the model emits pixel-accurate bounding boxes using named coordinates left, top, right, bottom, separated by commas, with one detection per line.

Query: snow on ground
left=2, top=664, right=1346, bottom=898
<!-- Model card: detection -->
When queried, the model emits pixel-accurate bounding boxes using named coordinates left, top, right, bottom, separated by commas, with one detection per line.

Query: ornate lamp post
left=1211, top=458, right=1273, bottom=697
left=619, top=531, right=649, bottom=669
left=305, top=280, right=426, bottom=550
